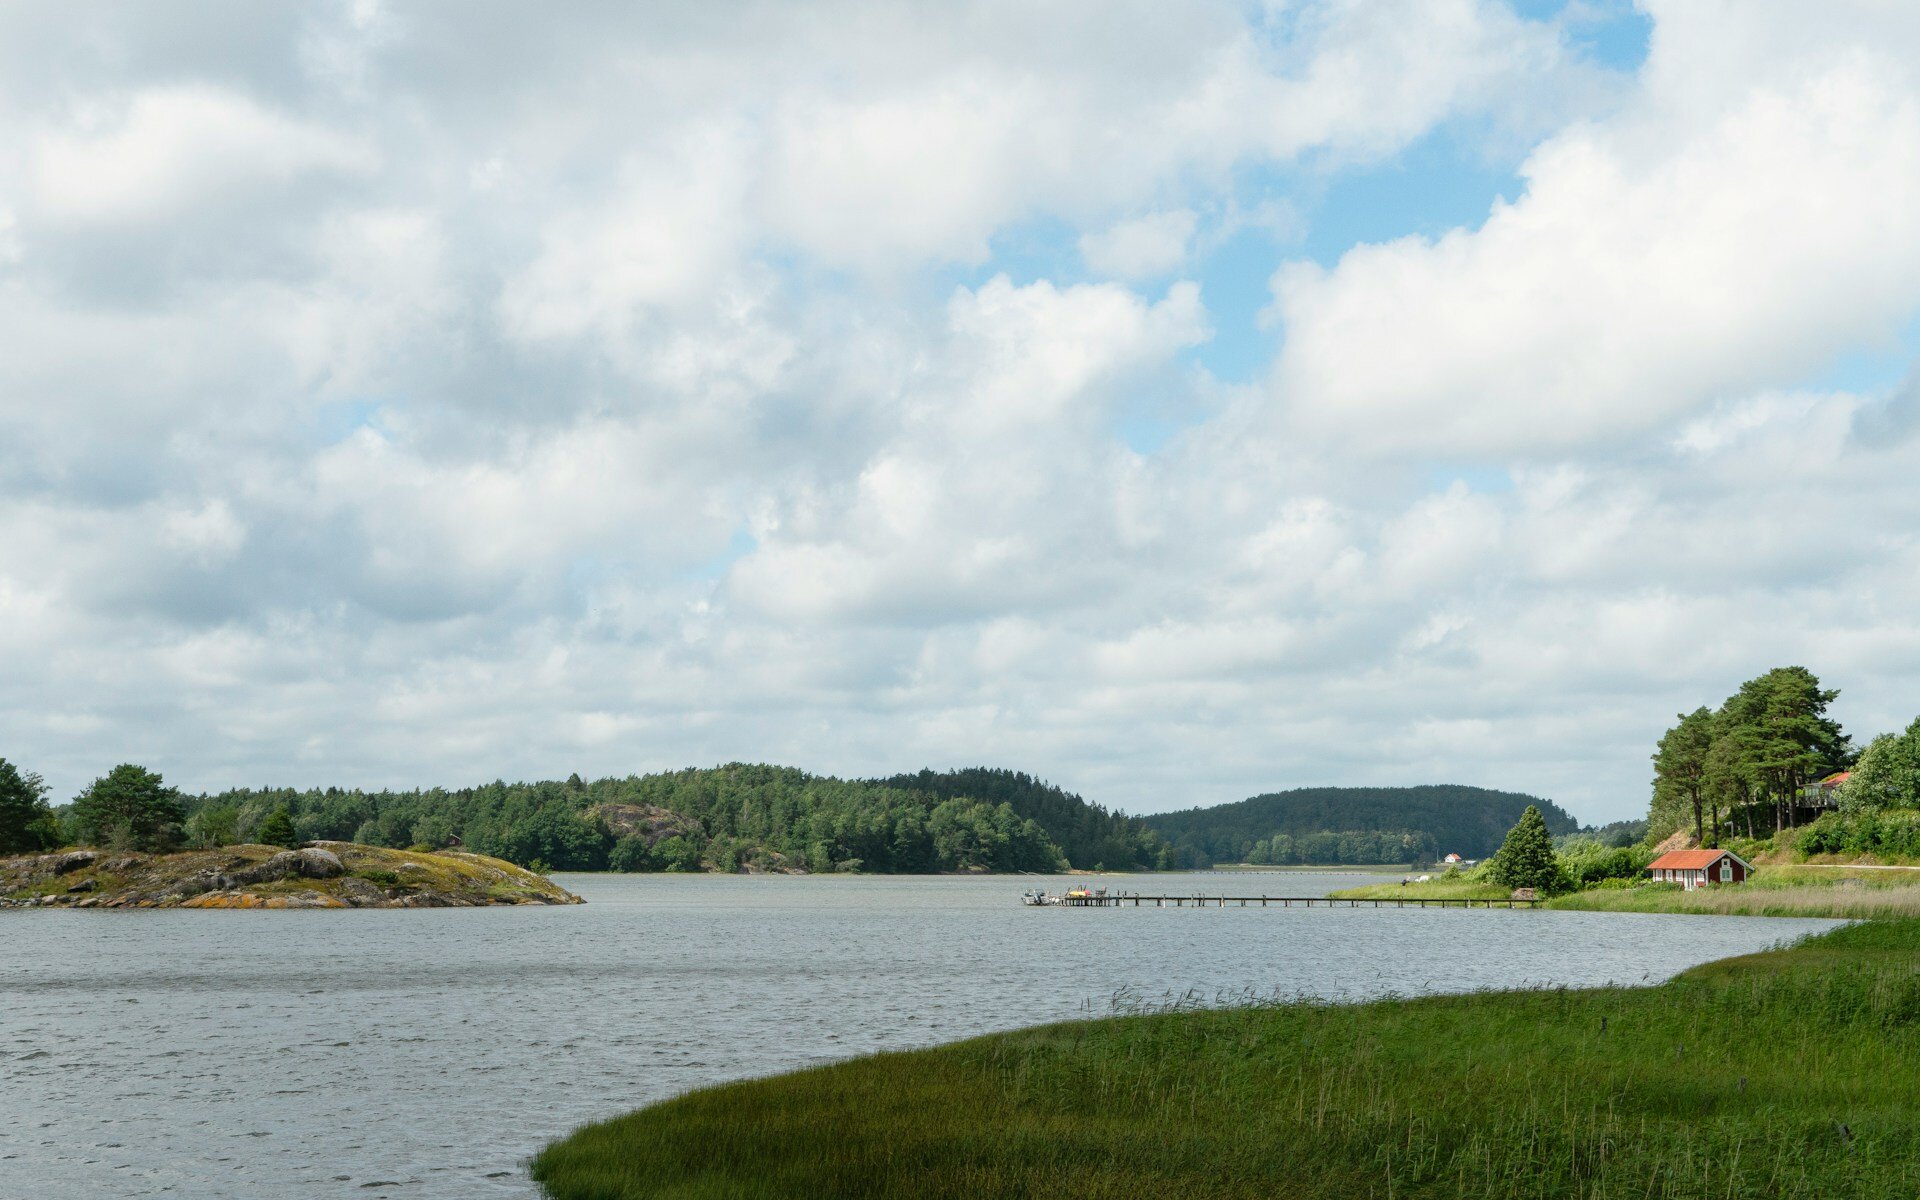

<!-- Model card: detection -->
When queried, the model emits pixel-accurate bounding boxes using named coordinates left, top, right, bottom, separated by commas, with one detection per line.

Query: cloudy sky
left=5, top=0, right=1920, bottom=822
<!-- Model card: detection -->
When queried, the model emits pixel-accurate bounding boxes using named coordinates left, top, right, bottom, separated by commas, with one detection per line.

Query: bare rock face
left=589, top=803, right=702, bottom=846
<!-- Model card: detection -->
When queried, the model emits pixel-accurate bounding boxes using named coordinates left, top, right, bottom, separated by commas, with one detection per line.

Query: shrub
left=1791, top=810, right=1920, bottom=860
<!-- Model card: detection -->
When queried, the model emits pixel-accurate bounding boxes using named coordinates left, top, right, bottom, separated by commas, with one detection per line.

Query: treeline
left=1240, top=830, right=1435, bottom=866
left=1648, top=665, right=1853, bottom=845
left=1143, top=785, right=1579, bottom=867
left=879, top=768, right=1169, bottom=871
left=1, top=759, right=1183, bottom=875
left=178, top=765, right=1080, bottom=874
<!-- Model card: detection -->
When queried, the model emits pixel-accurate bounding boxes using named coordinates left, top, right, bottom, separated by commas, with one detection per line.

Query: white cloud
left=29, top=84, right=373, bottom=226
left=1270, top=7, right=1920, bottom=456
left=1079, top=209, right=1198, bottom=279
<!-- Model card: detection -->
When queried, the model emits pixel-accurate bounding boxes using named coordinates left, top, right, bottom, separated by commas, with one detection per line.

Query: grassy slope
left=532, top=920, right=1920, bottom=1200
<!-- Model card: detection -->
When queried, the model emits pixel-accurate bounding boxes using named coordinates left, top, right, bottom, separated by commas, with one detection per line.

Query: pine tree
left=0, top=758, right=54, bottom=855
left=1652, top=707, right=1716, bottom=846
left=1489, top=805, right=1562, bottom=893
left=71, top=764, right=185, bottom=852
left=258, top=805, right=298, bottom=848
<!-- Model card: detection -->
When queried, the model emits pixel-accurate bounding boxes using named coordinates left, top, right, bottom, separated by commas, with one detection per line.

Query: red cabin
left=1647, top=849, right=1750, bottom=889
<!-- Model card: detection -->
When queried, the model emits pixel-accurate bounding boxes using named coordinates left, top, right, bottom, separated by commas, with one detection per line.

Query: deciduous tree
left=1841, top=718, right=1920, bottom=812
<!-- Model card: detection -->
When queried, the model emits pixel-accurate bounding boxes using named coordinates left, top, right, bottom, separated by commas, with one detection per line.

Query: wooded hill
left=176, top=764, right=1171, bottom=875
left=1143, top=785, right=1580, bottom=867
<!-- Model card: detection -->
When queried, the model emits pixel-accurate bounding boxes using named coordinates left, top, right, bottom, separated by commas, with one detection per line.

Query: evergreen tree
left=1702, top=723, right=1760, bottom=842
left=71, top=764, right=185, bottom=852
left=1488, top=805, right=1562, bottom=893
left=1721, top=667, right=1849, bottom=831
left=0, top=757, right=54, bottom=855
left=258, top=805, right=298, bottom=848
left=1651, top=707, right=1715, bottom=845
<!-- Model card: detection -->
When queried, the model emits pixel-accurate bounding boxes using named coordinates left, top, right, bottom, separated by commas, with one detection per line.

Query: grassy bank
left=1546, top=867, right=1920, bottom=919
left=1329, top=866, right=1920, bottom=920
left=532, top=920, right=1920, bottom=1199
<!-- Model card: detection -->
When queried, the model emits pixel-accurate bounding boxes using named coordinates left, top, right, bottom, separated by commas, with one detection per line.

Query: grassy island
left=532, top=918, right=1920, bottom=1199
left=0, top=841, right=582, bottom=909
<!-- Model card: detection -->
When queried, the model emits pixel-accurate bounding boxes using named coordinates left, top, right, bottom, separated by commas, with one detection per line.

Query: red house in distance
left=1648, top=849, right=1751, bottom=889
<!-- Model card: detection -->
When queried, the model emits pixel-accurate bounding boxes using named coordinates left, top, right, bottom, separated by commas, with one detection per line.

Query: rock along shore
left=0, top=842, right=584, bottom=909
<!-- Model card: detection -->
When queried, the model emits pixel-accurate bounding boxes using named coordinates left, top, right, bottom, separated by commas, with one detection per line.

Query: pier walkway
left=1031, top=892, right=1538, bottom=909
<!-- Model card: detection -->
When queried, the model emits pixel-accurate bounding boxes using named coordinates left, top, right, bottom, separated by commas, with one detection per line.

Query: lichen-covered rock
left=51, top=851, right=97, bottom=875
left=270, top=847, right=346, bottom=880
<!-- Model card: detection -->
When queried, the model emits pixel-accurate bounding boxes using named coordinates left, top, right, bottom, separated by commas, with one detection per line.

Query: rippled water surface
left=2, top=871, right=1842, bottom=1198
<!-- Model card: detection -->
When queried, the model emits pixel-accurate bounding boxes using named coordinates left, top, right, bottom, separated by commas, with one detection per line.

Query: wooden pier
left=1035, top=892, right=1539, bottom=909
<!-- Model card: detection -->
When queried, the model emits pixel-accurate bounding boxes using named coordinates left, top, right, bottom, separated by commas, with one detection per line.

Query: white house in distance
left=1647, top=848, right=1752, bottom=889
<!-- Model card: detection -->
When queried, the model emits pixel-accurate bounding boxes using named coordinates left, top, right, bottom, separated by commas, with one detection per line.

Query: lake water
left=2, top=871, right=1842, bottom=1199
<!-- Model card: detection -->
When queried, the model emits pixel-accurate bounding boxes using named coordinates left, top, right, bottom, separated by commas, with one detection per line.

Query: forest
left=8, top=763, right=1169, bottom=875
left=1143, top=785, right=1580, bottom=867
left=4, top=756, right=1574, bottom=873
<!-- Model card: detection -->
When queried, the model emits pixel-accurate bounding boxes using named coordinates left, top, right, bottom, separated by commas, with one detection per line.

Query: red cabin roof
left=1648, top=849, right=1738, bottom=870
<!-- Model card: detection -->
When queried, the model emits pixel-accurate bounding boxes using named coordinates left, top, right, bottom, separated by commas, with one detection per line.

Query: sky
left=5, top=0, right=1920, bottom=823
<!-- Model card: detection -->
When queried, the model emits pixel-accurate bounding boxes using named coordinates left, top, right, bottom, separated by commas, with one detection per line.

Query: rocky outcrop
left=589, top=803, right=703, bottom=846
left=245, top=847, right=346, bottom=882
left=0, top=843, right=583, bottom=910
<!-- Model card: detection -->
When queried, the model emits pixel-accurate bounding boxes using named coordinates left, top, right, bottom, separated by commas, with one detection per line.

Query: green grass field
left=531, top=920, right=1920, bottom=1199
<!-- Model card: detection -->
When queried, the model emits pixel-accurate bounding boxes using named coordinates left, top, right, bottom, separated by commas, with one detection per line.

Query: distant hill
left=1142, top=785, right=1579, bottom=867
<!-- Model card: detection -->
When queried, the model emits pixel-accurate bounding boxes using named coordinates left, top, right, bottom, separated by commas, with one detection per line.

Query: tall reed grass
left=532, top=920, right=1920, bottom=1199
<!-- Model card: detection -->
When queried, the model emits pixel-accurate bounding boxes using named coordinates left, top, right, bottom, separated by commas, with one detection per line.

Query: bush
left=1790, top=810, right=1920, bottom=860
left=1562, top=844, right=1652, bottom=886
